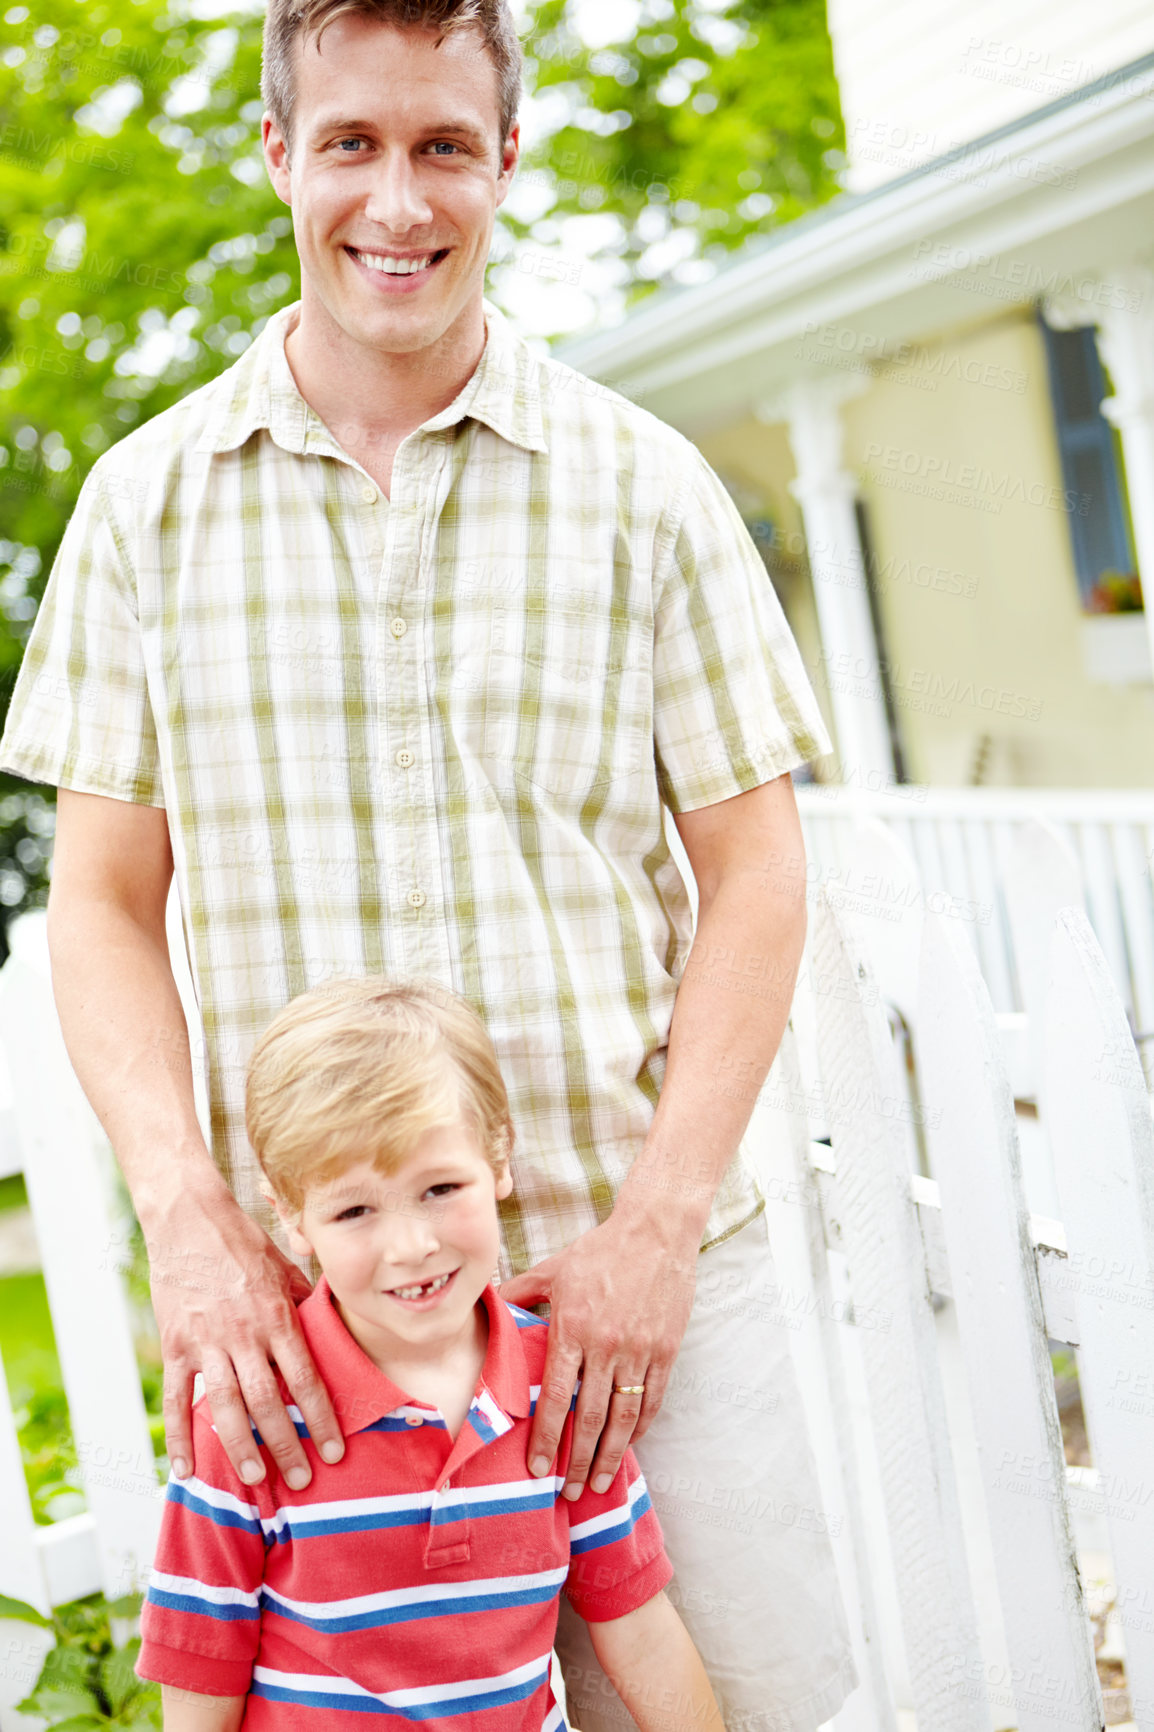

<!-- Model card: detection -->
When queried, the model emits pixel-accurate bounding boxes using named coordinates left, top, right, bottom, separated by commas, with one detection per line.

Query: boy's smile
left=278, top=1124, right=511, bottom=1383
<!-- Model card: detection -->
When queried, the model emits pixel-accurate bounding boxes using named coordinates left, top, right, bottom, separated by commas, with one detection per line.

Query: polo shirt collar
left=297, top=1276, right=533, bottom=1438
left=195, top=298, right=547, bottom=459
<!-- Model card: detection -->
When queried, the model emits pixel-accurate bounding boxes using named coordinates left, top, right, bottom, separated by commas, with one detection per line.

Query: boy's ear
left=495, top=1159, right=513, bottom=1202
left=261, top=1175, right=315, bottom=1258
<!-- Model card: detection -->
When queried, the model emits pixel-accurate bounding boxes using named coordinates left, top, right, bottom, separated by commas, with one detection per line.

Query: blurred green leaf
left=0, top=1592, right=51, bottom=1625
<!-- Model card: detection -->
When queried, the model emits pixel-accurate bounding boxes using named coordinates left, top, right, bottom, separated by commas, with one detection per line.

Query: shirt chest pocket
left=456, top=614, right=653, bottom=803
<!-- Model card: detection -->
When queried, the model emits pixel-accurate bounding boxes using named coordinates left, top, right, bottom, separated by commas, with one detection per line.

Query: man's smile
left=346, top=245, right=450, bottom=281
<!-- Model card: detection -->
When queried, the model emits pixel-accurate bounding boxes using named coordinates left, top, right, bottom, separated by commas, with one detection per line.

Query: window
left=1040, top=315, right=1140, bottom=612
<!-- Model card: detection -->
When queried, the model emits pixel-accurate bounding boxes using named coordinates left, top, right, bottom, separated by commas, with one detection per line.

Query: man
left=0, top=0, right=856, bottom=1727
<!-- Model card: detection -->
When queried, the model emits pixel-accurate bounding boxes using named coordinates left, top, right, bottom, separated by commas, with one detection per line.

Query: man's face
left=263, top=16, right=518, bottom=358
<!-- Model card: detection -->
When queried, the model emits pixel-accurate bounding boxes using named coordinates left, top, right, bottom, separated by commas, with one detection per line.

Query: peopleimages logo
left=910, top=240, right=1144, bottom=312
left=862, top=442, right=1091, bottom=516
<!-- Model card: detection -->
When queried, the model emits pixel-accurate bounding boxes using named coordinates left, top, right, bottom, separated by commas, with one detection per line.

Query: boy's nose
left=377, top=1201, right=440, bottom=1266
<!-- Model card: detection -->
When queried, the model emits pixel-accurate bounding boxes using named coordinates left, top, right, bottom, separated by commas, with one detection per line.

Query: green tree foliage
left=514, top=0, right=843, bottom=287
left=0, top=0, right=841, bottom=937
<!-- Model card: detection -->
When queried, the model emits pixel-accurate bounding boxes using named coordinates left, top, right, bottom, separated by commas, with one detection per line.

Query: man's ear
left=261, top=113, right=293, bottom=207
left=495, top=122, right=519, bottom=206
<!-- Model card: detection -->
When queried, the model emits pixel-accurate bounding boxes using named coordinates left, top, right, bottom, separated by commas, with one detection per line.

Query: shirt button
left=390, top=618, right=407, bottom=638
left=440, top=1481, right=451, bottom=1495
left=395, top=748, right=414, bottom=769
left=407, top=889, right=426, bottom=909
left=404, top=1415, right=423, bottom=1428
left=361, top=484, right=377, bottom=504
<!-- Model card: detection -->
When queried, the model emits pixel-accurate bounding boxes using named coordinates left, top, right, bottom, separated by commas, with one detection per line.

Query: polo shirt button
left=440, top=1481, right=451, bottom=1494
left=407, top=889, right=426, bottom=908
left=395, top=748, right=414, bottom=769
left=404, top=1414, right=422, bottom=1427
left=361, top=484, right=377, bottom=503
left=390, top=618, right=407, bottom=638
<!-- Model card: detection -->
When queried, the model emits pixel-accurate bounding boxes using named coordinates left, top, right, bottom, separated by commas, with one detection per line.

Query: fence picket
left=810, top=897, right=987, bottom=1732
left=918, top=911, right=1102, bottom=1732
left=1044, top=909, right=1154, bottom=1726
left=0, top=915, right=161, bottom=1602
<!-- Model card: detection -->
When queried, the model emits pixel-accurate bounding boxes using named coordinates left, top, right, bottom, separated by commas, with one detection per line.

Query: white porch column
left=1045, top=268, right=1154, bottom=676
left=763, top=377, right=895, bottom=783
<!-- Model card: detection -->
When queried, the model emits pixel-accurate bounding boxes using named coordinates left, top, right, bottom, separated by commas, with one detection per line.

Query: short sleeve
left=564, top=1450, right=673, bottom=1623
left=652, top=450, right=831, bottom=815
left=136, top=1404, right=266, bottom=1697
left=0, top=467, right=164, bottom=804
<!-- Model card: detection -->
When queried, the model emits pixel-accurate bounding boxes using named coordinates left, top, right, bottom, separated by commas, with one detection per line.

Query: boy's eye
left=334, top=1203, right=371, bottom=1221
left=425, top=1182, right=460, bottom=1199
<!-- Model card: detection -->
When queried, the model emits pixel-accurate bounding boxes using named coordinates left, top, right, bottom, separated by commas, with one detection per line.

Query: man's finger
left=162, top=1358, right=196, bottom=1480
left=561, top=1368, right=614, bottom=1500
left=498, top=1265, right=554, bottom=1311
left=586, top=1384, right=646, bottom=1493
left=276, top=1340, right=345, bottom=1464
left=631, top=1362, right=671, bottom=1445
left=526, top=1340, right=582, bottom=1478
left=233, top=1356, right=318, bottom=1490
left=200, top=1353, right=269, bottom=1486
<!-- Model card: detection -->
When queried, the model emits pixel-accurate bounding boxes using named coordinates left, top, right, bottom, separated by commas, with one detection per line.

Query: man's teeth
left=355, top=251, right=436, bottom=275
left=391, top=1272, right=452, bottom=1300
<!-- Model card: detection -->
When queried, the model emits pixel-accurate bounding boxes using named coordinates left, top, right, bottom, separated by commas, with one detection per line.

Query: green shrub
left=1, top=1590, right=161, bottom=1729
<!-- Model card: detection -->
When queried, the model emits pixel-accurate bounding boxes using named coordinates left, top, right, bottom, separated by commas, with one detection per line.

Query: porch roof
left=555, top=52, right=1154, bottom=437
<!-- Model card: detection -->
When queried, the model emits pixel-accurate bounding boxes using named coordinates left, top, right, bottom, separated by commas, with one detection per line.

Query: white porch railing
left=1, top=787, right=1153, bottom=1731
left=796, top=784, right=1154, bottom=1040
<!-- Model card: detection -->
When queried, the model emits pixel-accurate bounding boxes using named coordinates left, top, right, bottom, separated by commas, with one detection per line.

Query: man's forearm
left=619, top=824, right=806, bottom=1241
left=48, top=890, right=225, bottom=1228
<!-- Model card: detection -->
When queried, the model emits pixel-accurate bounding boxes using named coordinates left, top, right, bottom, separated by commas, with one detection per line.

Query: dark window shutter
left=1040, top=317, right=1136, bottom=607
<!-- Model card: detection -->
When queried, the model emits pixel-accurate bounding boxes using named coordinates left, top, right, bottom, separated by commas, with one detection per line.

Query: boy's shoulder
left=499, top=1297, right=550, bottom=1374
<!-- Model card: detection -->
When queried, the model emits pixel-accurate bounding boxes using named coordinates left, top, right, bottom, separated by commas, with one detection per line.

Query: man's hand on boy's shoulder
left=154, top=1172, right=345, bottom=1492
left=500, top=1198, right=697, bottom=1502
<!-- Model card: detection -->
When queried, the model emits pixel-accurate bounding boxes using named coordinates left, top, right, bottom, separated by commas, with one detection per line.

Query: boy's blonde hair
left=245, top=977, right=514, bottom=1213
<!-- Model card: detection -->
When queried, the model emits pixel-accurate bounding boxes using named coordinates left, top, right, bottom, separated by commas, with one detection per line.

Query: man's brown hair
left=262, top=0, right=523, bottom=150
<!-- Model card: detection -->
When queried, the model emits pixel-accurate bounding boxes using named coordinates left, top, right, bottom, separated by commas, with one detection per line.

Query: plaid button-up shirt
left=0, top=300, right=829, bottom=1272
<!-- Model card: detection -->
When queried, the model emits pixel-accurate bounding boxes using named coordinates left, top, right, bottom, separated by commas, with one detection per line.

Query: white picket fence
left=0, top=790, right=1153, bottom=1732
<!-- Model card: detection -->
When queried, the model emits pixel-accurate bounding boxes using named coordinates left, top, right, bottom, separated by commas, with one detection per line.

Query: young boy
left=136, top=977, right=725, bottom=1732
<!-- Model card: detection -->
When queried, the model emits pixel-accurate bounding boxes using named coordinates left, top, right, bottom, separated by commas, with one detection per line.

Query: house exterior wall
left=828, top=0, right=1154, bottom=191
left=699, top=315, right=1154, bottom=788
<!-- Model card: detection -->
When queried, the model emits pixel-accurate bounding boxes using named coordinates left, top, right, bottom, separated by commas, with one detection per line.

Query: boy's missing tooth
left=136, top=976, right=724, bottom=1732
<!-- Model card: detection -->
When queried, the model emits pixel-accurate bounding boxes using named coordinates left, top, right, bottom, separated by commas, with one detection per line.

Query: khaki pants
left=554, top=1213, right=857, bottom=1732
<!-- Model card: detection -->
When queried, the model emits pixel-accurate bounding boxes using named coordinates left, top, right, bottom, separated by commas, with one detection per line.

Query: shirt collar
left=195, top=299, right=547, bottom=459
left=297, top=1276, right=533, bottom=1438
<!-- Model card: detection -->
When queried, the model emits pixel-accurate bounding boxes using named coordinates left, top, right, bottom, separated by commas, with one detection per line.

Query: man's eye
left=429, top=142, right=460, bottom=156
left=336, top=138, right=365, bottom=153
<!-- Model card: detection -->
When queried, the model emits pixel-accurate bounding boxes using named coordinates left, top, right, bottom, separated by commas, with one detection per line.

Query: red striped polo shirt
left=137, top=1280, right=672, bottom=1727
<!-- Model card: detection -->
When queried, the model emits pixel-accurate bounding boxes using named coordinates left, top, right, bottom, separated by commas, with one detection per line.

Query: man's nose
left=363, top=148, right=435, bottom=234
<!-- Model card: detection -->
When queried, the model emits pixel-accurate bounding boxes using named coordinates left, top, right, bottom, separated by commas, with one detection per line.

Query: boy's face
left=279, top=1122, right=512, bottom=1367
left=262, top=16, right=518, bottom=360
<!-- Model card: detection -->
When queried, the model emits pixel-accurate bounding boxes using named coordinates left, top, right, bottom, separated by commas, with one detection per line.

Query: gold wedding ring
left=613, top=1384, right=646, bottom=1395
